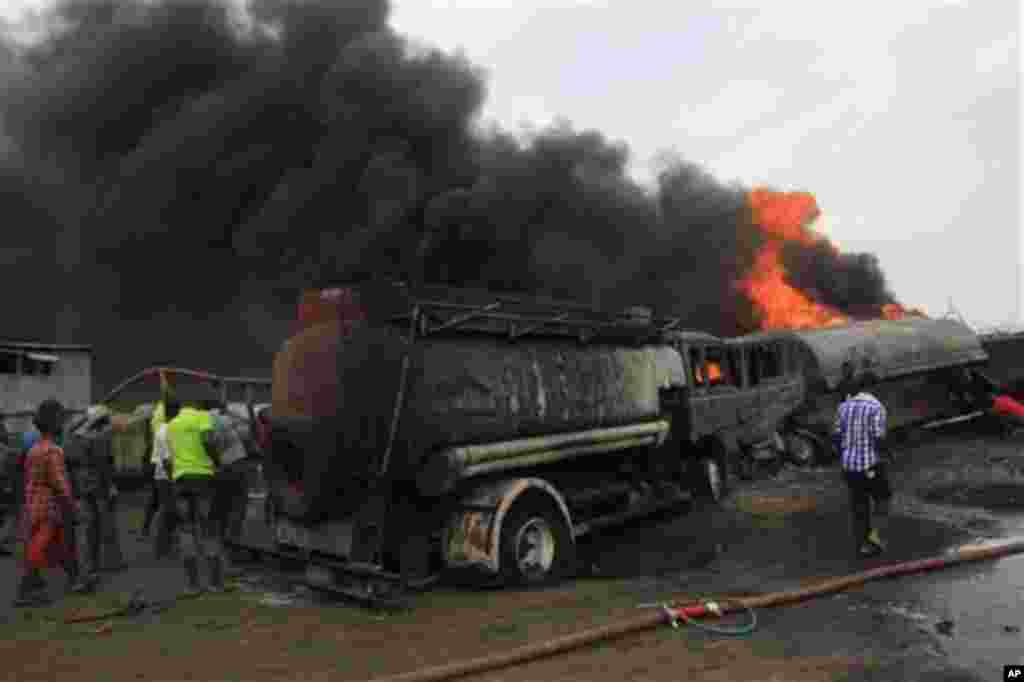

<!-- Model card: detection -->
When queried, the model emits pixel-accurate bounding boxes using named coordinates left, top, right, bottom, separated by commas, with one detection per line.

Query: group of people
left=4, top=392, right=255, bottom=607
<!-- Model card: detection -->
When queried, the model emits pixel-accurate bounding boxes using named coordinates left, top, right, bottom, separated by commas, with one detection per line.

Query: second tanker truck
left=264, top=280, right=800, bottom=600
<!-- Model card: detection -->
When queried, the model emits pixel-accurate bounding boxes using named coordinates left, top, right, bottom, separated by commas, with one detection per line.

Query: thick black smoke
left=781, top=242, right=896, bottom=319
left=0, top=0, right=896, bottom=393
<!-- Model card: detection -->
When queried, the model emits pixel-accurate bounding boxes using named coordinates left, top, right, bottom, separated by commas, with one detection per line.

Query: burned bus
left=729, top=318, right=990, bottom=465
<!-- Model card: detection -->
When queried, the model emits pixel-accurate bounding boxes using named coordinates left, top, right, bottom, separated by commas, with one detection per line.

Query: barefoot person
left=833, top=372, right=892, bottom=558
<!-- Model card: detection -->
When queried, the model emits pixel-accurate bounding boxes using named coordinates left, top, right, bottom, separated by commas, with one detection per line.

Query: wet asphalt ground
left=575, top=422, right=1024, bottom=681
left=1, top=420, right=1023, bottom=681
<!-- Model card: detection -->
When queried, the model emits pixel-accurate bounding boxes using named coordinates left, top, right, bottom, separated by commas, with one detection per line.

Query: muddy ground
left=2, top=418, right=1024, bottom=682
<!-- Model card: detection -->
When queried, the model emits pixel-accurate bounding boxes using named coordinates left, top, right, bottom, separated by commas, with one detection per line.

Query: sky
left=2, top=0, right=1021, bottom=329
left=388, top=0, right=1022, bottom=330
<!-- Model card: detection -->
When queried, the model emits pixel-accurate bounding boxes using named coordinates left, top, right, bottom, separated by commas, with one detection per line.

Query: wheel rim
left=513, top=518, right=556, bottom=580
left=705, top=458, right=723, bottom=500
left=788, top=435, right=815, bottom=466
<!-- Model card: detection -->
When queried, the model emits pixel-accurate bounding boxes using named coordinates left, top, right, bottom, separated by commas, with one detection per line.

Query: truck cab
left=664, top=331, right=805, bottom=481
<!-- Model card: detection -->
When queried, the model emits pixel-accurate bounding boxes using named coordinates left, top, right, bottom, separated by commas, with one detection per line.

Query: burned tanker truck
left=728, top=317, right=991, bottom=466
left=264, top=281, right=763, bottom=597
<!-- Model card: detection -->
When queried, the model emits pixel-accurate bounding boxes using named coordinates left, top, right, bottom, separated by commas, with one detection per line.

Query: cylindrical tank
left=269, top=319, right=676, bottom=522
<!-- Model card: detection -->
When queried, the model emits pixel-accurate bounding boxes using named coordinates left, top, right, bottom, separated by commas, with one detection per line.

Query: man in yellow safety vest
left=164, top=399, right=227, bottom=596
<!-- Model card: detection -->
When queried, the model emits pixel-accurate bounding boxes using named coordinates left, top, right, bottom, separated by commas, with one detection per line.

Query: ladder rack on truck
left=307, top=280, right=684, bottom=344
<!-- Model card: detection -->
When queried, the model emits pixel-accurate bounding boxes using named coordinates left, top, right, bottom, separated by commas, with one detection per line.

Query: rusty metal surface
left=738, top=318, right=987, bottom=391
left=271, top=322, right=342, bottom=419
left=444, top=477, right=575, bottom=574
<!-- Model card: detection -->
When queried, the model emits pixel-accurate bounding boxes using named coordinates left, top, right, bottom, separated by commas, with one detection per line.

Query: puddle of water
left=862, top=536, right=1024, bottom=679
left=885, top=603, right=931, bottom=623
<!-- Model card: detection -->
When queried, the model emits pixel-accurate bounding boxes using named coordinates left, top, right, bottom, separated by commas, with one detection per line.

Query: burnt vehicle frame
left=731, top=318, right=990, bottom=465
left=263, top=281, right=799, bottom=598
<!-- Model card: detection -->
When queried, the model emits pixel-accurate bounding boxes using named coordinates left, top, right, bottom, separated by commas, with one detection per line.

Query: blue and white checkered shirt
left=834, top=392, right=887, bottom=472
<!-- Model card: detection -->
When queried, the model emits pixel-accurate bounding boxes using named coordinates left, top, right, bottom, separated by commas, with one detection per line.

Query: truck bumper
left=269, top=519, right=438, bottom=600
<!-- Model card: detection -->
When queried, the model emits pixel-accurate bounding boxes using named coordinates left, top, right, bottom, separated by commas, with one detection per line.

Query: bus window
left=758, top=344, right=782, bottom=380
left=689, top=347, right=706, bottom=387
left=727, top=346, right=744, bottom=388
left=705, top=346, right=733, bottom=387
left=747, top=345, right=761, bottom=387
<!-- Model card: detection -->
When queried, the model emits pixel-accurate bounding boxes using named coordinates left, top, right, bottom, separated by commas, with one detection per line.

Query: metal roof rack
left=356, top=280, right=686, bottom=344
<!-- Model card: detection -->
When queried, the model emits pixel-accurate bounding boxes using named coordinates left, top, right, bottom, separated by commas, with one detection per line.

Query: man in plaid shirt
left=833, top=372, right=892, bottom=557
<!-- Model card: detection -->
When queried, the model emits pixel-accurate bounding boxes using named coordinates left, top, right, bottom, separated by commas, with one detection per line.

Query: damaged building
left=0, top=341, right=93, bottom=433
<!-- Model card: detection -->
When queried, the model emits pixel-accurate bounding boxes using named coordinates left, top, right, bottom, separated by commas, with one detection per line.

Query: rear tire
left=786, top=432, right=820, bottom=467
left=498, top=492, right=575, bottom=587
left=690, top=441, right=730, bottom=503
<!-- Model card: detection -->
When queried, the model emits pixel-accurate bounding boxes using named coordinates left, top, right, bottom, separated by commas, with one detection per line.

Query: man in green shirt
left=165, top=399, right=226, bottom=595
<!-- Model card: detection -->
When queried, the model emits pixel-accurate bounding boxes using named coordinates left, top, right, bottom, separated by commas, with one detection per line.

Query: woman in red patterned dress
left=13, top=399, right=80, bottom=607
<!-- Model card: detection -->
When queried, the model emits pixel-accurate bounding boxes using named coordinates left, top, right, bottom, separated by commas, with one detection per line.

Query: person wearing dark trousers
left=833, top=372, right=892, bottom=558
left=140, top=462, right=161, bottom=539
left=144, top=398, right=179, bottom=555
left=143, top=417, right=177, bottom=558
left=0, top=441, right=23, bottom=555
left=64, top=406, right=120, bottom=592
left=208, top=409, right=250, bottom=547
left=165, top=399, right=225, bottom=596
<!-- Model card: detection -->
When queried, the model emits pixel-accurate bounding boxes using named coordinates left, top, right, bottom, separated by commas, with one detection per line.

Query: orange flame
left=694, top=361, right=723, bottom=385
left=737, top=189, right=849, bottom=330
left=707, top=362, right=722, bottom=382
left=737, top=188, right=924, bottom=330
left=881, top=303, right=928, bottom=320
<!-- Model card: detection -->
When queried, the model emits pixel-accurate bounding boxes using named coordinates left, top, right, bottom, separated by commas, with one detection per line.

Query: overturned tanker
left=728, top=317, right=990, bottom=464
left=264, top=281, right=739, bottom=595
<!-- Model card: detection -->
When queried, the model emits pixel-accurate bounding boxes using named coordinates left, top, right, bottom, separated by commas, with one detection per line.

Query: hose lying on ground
left=672, top=598, right=758, bottom=636
left=363, top=537, right=1024, bottom=682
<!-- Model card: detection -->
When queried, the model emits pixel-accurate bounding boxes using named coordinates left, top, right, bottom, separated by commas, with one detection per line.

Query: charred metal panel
left=739, top=318, right=987, bottom=392
left=792, top=370, right=965, bottom=434
left=981, top=333, right=1024, bottom=390
left=405, top=338, right=665, bottom=451
left=270, top=317, right=673, bottom=522
left=797, top=318, right=987, bottom=389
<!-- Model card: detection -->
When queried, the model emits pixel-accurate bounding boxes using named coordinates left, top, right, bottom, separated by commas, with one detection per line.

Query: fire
left=881, top=303, right=927, bottom=320
left=707, top=362, right=722, bottom=382
left=737, top=188, right=925, bottom=330
left=694, top=361, right=723, bottom=385
left=737, top=188, right=849, bottom=330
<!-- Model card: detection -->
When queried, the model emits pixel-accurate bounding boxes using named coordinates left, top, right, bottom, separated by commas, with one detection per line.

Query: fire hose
left=364, top=537, right=1024, bottom=682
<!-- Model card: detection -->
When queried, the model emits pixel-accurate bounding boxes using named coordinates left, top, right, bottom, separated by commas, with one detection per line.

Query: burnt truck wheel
left=689, top=439, right=731, bottom=503
left=786, top=433, right=819, bottom=467
left=498, top=492, right=575, bottom=587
